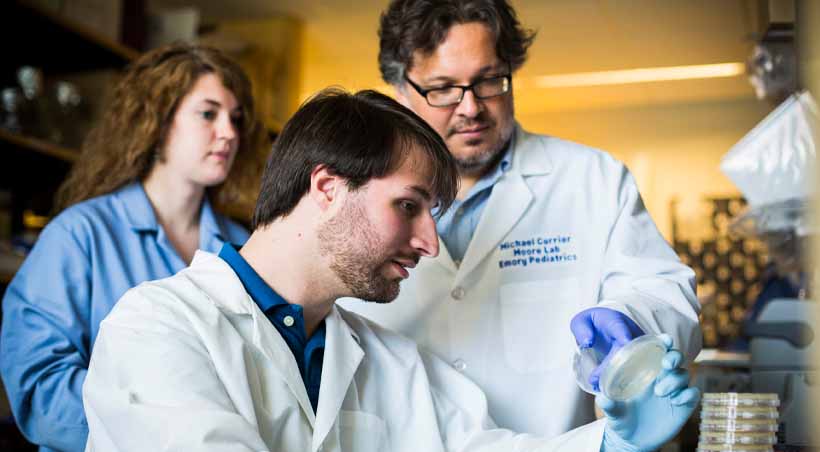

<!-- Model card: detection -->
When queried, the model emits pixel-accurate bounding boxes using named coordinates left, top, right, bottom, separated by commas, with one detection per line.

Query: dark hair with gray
left=378, top=0, right=536, bottom=85
left=252, top=88, right=459, bottom=228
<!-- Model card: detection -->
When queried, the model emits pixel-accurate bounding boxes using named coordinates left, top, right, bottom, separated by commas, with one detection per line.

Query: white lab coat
left=340, top=126, right=702, bottom=436
left=82, top=251, right=607, bottom=452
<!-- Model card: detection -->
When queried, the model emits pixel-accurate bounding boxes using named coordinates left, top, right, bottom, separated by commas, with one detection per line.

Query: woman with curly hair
left=0, top=42, right=267, bottom=451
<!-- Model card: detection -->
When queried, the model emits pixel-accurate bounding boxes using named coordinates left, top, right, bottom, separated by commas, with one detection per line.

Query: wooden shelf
left=0, top=252, right=25, bottom=285
left=0, top=129, right=79, bottom=163
left=1, top=272, right=16, bottom=285
left=0, top=0, right=138, bottom=253
left=1, top=1, right=138, bottom=76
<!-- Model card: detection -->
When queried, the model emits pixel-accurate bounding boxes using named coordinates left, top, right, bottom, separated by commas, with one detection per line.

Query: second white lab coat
left=83, top=251, right=606, bottom=452
left=340, top=126, right=702, bottom=436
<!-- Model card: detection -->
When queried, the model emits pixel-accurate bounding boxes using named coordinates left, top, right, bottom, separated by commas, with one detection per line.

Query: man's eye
left=400, top=200, right=418, bottom=214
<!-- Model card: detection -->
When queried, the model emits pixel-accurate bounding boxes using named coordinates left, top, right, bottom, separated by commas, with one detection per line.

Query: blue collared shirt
left=436, top=142, right=513, bottom=262
left=218, top=243, right=326, bottom=413
left=0, top=182, right=248, bottom=452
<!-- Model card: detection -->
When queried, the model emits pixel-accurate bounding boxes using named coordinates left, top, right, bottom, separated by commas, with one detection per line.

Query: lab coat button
left=283, top=315, right=295, bottom=327
left=451, top=286, right=465, bottom=300
left=452, top=359, right=467, bottom=372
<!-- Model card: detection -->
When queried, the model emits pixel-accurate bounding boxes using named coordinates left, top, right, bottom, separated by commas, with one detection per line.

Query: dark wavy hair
left=252, top=88, right=459, bottom=228
left=55, top=41, right=268, bottom=212
left=378, top=0, right=536, bottom=85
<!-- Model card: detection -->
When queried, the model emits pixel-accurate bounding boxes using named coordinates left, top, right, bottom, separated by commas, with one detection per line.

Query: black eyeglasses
left=403, top=73, right=512, bottom=108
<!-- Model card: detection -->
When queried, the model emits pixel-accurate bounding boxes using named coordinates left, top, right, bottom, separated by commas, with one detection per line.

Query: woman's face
left=156, top=72, right=242, bottom=188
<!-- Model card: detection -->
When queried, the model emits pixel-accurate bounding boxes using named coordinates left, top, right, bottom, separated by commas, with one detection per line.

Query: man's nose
left=410, top=212, right=439, bottom=258
left=454, top=89, right=483, bottom=118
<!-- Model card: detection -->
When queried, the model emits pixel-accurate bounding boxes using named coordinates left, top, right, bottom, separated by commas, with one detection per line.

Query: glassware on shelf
left=16, top=66, right=60, bottom=142
left=1, top=87, right=24, bottom=133
left=53, top=81, right=88, bottom=148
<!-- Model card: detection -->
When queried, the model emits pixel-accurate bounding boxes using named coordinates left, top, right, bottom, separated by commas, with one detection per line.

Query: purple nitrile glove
left=570, top=307, right=645, bottom=391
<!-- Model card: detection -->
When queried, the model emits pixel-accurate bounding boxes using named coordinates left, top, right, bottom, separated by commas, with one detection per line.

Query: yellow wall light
left=534, top=62, right=746, bottom=88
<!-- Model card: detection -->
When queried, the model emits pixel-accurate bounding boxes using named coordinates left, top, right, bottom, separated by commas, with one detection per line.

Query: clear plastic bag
left=720, top=91, right=817, bottom=211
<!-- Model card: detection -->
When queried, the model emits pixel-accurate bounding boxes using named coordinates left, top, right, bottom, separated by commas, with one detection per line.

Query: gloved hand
left=598, top=334, right=700, bottom=452
left=570, top=307, right=645, bottom=391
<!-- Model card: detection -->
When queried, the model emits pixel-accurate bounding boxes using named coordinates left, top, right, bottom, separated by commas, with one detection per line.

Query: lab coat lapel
left=312, top=307, right=364, bottom=452
left=456, top=127, right=550, bottom=281
left=433, top=237, right=458, bottom=272
left=253, top=306, right=318, bottom=426
left=188, top=252, right=318, bottom=426
left=410, top=233, right=457, bottom=283
left=456, top=172, right=532, bottom=281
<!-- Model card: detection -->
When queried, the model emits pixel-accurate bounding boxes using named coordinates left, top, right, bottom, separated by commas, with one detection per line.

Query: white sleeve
left=419, top=349, right=606, bottom=452
left=82, top=287, right=269, bottom=452
left=597, top=165, right=702, bottom=362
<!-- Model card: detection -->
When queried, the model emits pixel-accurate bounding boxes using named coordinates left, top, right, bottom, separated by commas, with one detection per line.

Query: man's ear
left=309, top=164, right=342, bottom=211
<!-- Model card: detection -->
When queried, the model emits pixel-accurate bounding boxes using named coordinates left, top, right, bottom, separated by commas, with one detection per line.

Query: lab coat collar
left=188, top=250, right=259, bottom=315
left=511, top=124, right=553, bottom=177
left=186, top=251, right=318, bottom=422
left=451, top=125, right=547, bottom=279
left=312, top=307, right=364, bottom=452
left=456, top=166, right=534, bottom=280
left=186, top=251, right=365, bottom=448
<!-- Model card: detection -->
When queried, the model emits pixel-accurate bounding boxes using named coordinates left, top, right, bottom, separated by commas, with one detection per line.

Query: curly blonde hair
left=55, top=42, right=268, bottom=213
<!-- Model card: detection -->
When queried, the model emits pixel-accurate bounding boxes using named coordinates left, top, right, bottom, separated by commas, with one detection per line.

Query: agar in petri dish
left=572, top=334, right=667, bottom=401
left=599, top=335, right=667, bottom=401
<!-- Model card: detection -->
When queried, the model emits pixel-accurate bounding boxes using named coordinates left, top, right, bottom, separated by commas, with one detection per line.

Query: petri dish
left=572, top=345, right=603, bottom=394
left=700, top=406, right=779, bottom=420
left=700, top=419, right=779, bottom=432
left=598, top=335, right=667, bottom=401
left=699, top=431, right=777, bottom=445
left=702, top=393, right=780, bottom=407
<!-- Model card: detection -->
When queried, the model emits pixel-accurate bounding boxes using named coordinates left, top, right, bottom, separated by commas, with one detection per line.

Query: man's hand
left=570, top=307, right=645, bottom=390
left=598, top=334, right=700, bottom=452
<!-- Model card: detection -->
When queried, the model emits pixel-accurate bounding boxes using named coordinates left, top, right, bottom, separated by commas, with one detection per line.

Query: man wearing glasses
left=341, top=0, right=702, bottom=442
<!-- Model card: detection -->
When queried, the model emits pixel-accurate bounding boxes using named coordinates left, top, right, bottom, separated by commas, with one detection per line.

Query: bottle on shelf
left=1, top=87, right=24, bottom=133
left=16, top=66, right=60, bottom=143
left=52, top=80, right=89, bottom=148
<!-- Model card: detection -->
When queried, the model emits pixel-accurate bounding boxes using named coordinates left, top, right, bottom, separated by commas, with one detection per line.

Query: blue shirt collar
left=218, top=242, right=290, bottom=313
left=116, top=182, right=224, bottom=241
left=432, top=137, right=514, bottom=218
left=480, top=138, right=513, bottom=189
left=116, top=182, right=158, bottom=232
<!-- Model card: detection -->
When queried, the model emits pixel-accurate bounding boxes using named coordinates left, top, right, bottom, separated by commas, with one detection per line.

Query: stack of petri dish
left=697, top=393, right=780, bottom=452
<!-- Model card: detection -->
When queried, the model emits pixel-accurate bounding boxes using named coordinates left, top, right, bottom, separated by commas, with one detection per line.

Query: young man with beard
left=82, top=89, right=698, bottom=451
left=340, top=0, right=703, bottom=442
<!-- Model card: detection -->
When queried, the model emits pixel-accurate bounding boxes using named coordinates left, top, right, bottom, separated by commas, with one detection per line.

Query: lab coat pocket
left=338, top=410, right=387, bottom=452
left=499, top=278, right=579, bottom=374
